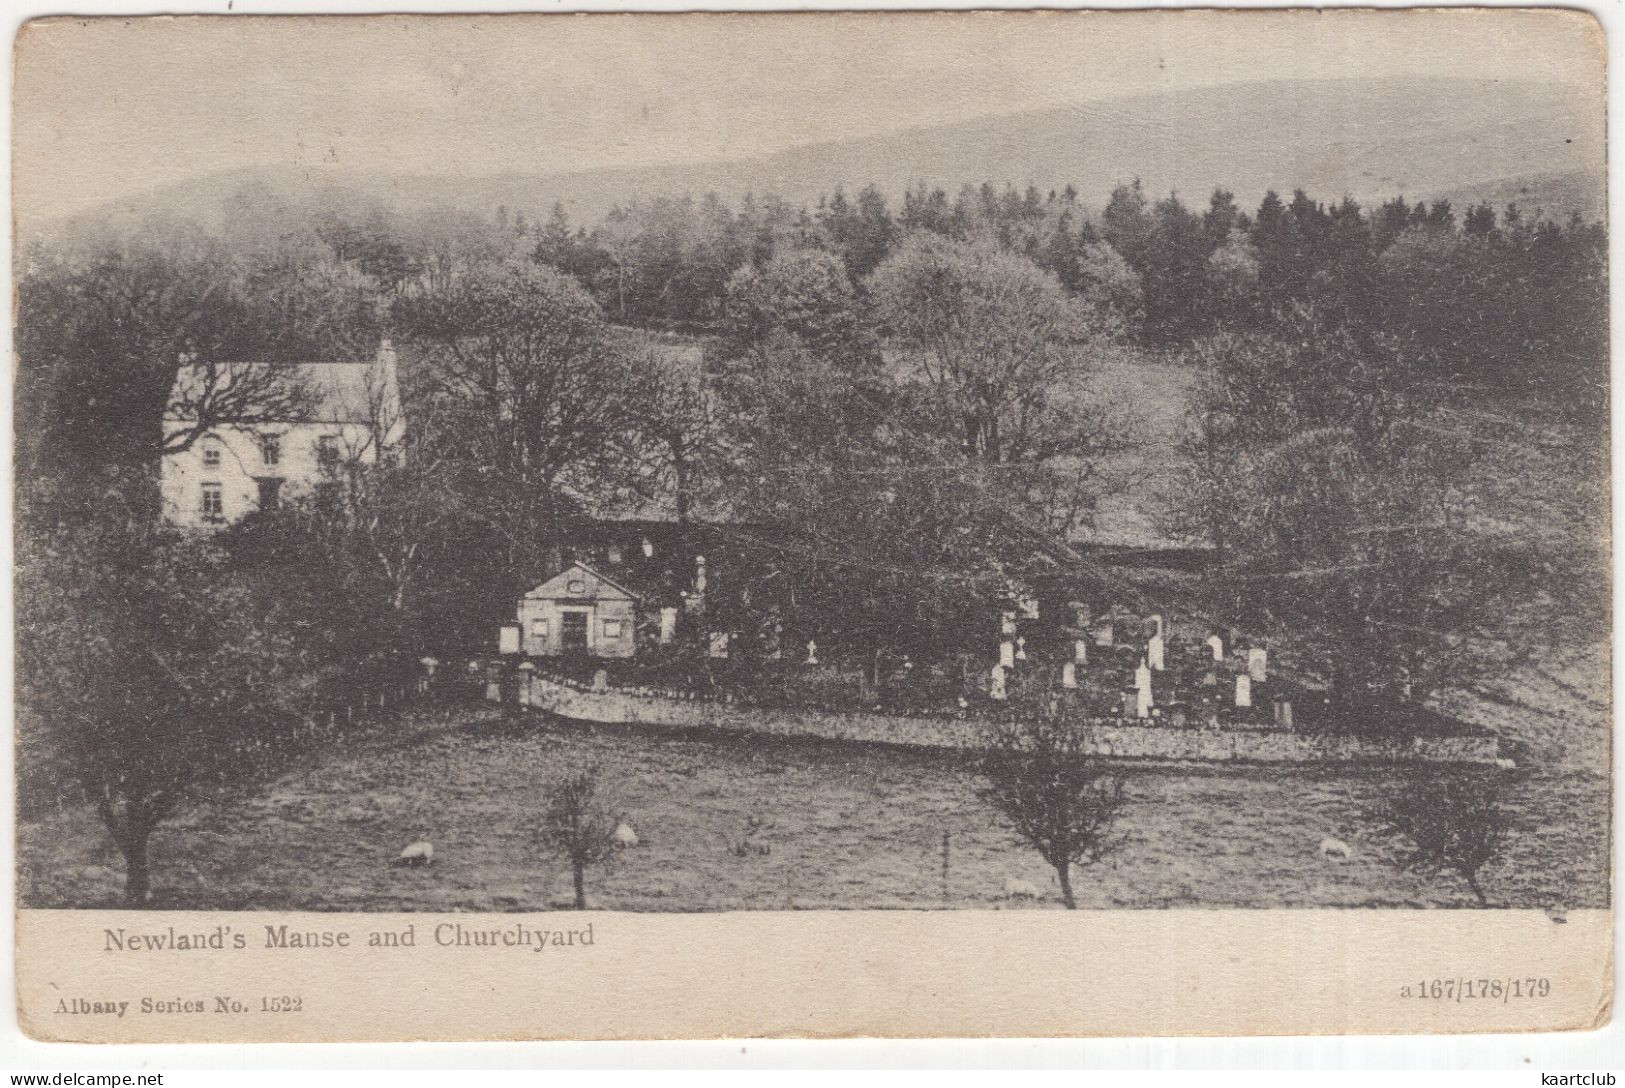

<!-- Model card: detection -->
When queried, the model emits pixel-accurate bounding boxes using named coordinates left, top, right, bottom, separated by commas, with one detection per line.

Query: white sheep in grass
left=393, top=840, right=434, bottom=867
left=613, top=821, right=640, bottom=849
left=1318, top=836, right=1353, bottom=863
left=1003, top=877, right=1042, bottom=900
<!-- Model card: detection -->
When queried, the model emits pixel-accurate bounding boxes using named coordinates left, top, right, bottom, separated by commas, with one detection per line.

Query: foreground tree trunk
left=98, top=794, right=165, bottom=907
left=572, top=859, right=587, bottom=910
left=1055, top=862, right=1076, bottom=910
left=119, top=832, right=152, bottom=906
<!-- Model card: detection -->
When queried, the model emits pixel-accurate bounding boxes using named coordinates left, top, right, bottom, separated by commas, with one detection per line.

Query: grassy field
left=18, top=695, right=1607, bottom=912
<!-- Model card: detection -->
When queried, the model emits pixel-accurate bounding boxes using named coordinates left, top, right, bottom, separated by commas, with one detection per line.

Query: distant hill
left=37, top=75, right=1605, bottom=244
left=1428, top=169, right=1606, bottom=225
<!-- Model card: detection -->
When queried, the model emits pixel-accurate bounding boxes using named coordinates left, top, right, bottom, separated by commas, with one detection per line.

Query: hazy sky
left=13, top=10, right=1604, bottom=223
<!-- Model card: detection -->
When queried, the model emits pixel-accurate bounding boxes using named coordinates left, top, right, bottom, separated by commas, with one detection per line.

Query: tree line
left=528, top=180, right=1606, bottom=413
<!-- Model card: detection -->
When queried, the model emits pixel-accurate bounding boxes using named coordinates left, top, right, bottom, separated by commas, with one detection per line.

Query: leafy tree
left=1172, top=307, right=1545, bottom=726
left=868, top=233, right=1131, bottom=541
left=15, top=239, right=320, bottom=480
left=1099, top=179, right=1151, bottom=267
left=1376, top=769, right=1508, bottom=906
left=630, top=339, right=723, bottom=525
left=540, top=768, right=617, bottom=910
left=869, top=233, right=1120, bottom=465
left=1205, top=231, right=1263, bottom=323
left=396, top=261, right=646, bottom=576
left=721, top=247, right=873, bottom=362
left=1074, top=241, right=1144, bottom=330
left=978, top=696, right=1128, bottom=909
left=16, top=495, right=315, bottom=904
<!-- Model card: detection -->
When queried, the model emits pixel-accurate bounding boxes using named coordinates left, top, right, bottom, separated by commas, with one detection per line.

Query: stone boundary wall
left=523, top=675, right=1507, bottom=767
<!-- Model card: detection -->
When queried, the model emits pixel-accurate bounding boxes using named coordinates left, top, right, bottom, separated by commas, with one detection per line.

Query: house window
left=314, top=481, right=342, bottom=509
left=317, top=435, right=340, bottom=467
left=201, top=439, right=221, bottom=470
left=260, top=434, right=281, bottom=467
left=602, top=619, right=623, bottom=639
left=256, top=477, right=282, bottom=511
left=200, top=483, right=224, bottom=523
left=567, top=580, right=586, bottom=594
left=531, top=618, right=549, bottom=638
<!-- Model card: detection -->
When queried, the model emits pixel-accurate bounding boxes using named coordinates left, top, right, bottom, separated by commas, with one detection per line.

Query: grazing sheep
left=1003, top=877, right=1042, bottom=900
left=613, top=821, right=640, bottom=849
left=393, top=840, right=434, bottom=867
left=1318, top=836, right=1353, bottom=862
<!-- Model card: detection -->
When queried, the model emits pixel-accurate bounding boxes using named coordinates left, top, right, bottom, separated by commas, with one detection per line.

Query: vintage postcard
left=11, top=9, right=1612, bottom=1042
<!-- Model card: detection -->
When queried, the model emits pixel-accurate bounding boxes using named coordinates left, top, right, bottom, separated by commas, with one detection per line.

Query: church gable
left=525, top=562, right=638, bottom=603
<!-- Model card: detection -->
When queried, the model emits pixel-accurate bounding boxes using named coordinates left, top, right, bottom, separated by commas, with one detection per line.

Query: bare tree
left=16, top=240, right=317, bottom=478
left=539, top=768, right=618, bottom=910
left=978, top=697, right=1129, bottom=909
left=161, top=358, right=314, bottom=456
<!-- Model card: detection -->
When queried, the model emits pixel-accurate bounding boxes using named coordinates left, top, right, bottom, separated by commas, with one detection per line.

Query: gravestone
left=1135, top=660, right=1153, bottom=718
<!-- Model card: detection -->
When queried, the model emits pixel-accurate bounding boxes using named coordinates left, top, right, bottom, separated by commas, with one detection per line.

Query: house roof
left=165, top=359, right=399, bottom=426
left=524, top=561, right=642, bottom=602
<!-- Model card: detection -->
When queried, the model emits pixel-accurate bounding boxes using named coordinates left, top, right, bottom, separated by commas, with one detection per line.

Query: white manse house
left=160, top=340, right=404, bottom=528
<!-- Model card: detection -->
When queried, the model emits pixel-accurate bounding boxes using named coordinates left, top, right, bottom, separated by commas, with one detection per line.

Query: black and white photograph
left=7, top=6, right=1613, bottom=1045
